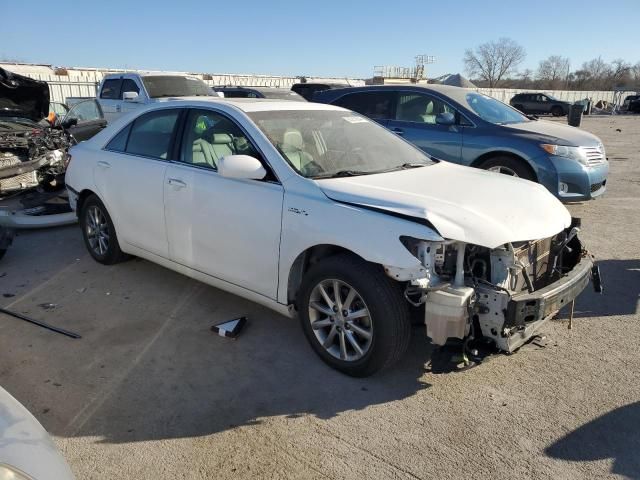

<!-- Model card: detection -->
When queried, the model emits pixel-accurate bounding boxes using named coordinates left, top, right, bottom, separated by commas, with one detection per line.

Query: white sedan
left=66, top=98, right=597, bottom=376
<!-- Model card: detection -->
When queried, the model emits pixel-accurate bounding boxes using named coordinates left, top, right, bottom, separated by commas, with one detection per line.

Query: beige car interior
left=280, top=128, right=314, bottom=171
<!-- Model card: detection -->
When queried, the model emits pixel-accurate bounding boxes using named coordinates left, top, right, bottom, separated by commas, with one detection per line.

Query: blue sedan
left=313, top=85, right=608, bottom=201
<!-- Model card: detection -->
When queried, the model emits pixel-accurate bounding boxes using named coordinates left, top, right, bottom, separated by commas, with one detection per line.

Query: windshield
left=142, top=76, right=212, bottom=98
left=465, top=93, right=529, bottom=125
left=248, top=110, right=434, bottom=178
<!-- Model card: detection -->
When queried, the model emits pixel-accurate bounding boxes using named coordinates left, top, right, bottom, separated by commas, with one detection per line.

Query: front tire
left=480, top=155, right=535, bottom=181
left=80, top=194, right=128, bottom=265
left=298, top=254, right=411, bottom=377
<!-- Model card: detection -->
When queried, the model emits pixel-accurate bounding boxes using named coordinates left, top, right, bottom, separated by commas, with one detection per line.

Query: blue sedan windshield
left=465, top=93, right=529, bottom=125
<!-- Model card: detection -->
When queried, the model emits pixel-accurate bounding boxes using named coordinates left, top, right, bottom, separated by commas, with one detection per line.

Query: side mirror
left=61, top=117, right=78, bottom=129
left=123, top=91, right=139, bottom=102
left=218, top=155, right=266, bottom=180
left=435, top=112, right=455, bottom=126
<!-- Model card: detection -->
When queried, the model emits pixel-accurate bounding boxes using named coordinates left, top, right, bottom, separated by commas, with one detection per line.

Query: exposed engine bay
left=1, top=66, right=71, bottom=197
left=398, top=219, right=598, bottom=353
left=0, top=124, right=70, bottom=195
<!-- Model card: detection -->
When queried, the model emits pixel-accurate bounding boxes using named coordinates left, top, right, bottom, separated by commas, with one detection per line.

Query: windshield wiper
left=378, top=162, right=428, bottom=173
left=312, top=170, right=374, bottom=179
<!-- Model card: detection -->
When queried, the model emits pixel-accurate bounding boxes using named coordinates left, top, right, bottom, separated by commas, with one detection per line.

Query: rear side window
left=124, top=109, right=180, bottom=159
left=223, top=90, right=251, bottom=98
left=105, top=124, right=132, bottom=152
left=334, top=92, right=395, bottom=120
left=100, top=79, right=122, bottom=99
left=121, top=79, right=140, bottom=98
left=396, top=93, right=455, bottom=124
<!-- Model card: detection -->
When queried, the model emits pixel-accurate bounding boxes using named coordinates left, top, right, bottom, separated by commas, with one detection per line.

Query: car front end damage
left=0, top=126, right=69, bottom=195
left=1, top=67, right=71, bottom=197
left=389, top=220, right=600, bottom=352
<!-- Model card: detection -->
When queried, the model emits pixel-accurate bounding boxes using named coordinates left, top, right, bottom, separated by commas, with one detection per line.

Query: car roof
left=314, top=84, right=478, bottom=104
left=102, top=72, right=201, bottom=79
left=155, top=97, right=345, bottom=113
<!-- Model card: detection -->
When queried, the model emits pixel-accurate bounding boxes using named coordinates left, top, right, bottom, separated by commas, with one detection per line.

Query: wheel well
left=287, top=245, right=362, bottom=306
left=470, top=151, right=538, bottom=182
left=76, top=189, right=97, bottom=217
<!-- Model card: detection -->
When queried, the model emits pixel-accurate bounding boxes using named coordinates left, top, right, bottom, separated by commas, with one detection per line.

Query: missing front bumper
left=497, top=253, right=595, bottom=352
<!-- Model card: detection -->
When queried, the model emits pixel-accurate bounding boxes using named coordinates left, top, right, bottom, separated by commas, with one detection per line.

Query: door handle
left=116, top=105, right=121, bottom=112
left=391, top=127, right=404, bottom=136
left=97, top=161, right=111, bottom=169
left=167, top=178, right=187, bottom=189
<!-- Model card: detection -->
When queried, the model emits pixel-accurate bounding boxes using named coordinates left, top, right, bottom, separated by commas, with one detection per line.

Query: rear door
left=98, top=78, right=122, bottom=122
left=523, top=94, right=537, bottom=113
left=386, top=91, right=462, bottom=162
left=94, top=108, right=183, bottom=258
left=332, top=90, right=396, bottom=127
left=64, top=99, right=107, bottom=142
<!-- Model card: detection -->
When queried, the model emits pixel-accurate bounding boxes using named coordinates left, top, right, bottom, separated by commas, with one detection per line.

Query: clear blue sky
left=2, top=0, right=639, bottom=78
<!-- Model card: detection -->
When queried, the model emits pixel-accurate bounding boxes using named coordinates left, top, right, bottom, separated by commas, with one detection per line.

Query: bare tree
left=464, top=38, right=526, bottom=87
left=606, top=58, right=631, bottom=89
left=631, top=62, right=640, bottom=87
left=537, top=55, right=570, bottom=88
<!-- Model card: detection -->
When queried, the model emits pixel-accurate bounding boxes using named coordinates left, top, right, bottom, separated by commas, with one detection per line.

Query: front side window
left=334, top=92, right=395, bottom=120
left=121, top=79, right=140, bottom=98
left=141, top=76, right=211, bottom=98
left=66, top=100, right=102, bottom=122
left=249, top=110, right=433, bottom=178
left=180, top=109, right=261, bottom=170
left=125, top=109, right=180, bottom=159
left=464, top=93, right=529, bottom=125
left=396, top=93, right=455, bottom=124
left=100, top=79, right=122, bottom=99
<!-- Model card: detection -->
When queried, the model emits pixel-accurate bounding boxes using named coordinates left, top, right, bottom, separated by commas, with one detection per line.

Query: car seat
left=281, top=129, right=313, bottom=172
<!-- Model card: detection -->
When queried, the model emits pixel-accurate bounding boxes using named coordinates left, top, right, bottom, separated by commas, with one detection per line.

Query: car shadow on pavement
left=557, top=259, right=640, bottom=319
left=545, top=402, right=640, bottom=479
left=60, top=293, right=433, bottom=444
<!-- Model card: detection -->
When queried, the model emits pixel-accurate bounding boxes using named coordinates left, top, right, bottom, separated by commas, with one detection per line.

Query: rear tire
left=297, top=254, right=411, bottom=377
left=80, top=194, right=128, bottom=265
left=480, top=155, right=535, bottom=181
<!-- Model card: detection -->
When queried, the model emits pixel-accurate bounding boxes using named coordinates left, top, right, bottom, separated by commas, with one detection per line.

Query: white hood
left=317, top=162, right=571, bottom=249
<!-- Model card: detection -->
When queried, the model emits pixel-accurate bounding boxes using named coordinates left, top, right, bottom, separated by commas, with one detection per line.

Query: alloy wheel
left=488, top=165, right=519, bottom=177
left=85, top=205, right=110, bottom=256
left=308, top=279, right=373, bottom=361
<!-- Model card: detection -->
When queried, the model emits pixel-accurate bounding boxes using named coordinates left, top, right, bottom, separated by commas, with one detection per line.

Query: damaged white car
left=65, top=99, right=600, bottom=376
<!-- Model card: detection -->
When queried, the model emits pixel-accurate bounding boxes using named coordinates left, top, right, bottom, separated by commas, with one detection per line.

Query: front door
left=164, top=108, right=284, bottom=299
left=97, top=77, right=123, bottom=122
left=64, top=99, right=107, bottom=142
left=386, top=92, right=463, bottom=162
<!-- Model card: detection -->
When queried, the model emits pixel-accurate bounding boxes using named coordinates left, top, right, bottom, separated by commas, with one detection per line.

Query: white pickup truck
left=96, top=72, right=213, bottom=122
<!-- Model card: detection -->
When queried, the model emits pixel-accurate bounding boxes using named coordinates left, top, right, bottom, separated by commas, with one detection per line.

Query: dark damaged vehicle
left=0, top=67, right=71, bottom=197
